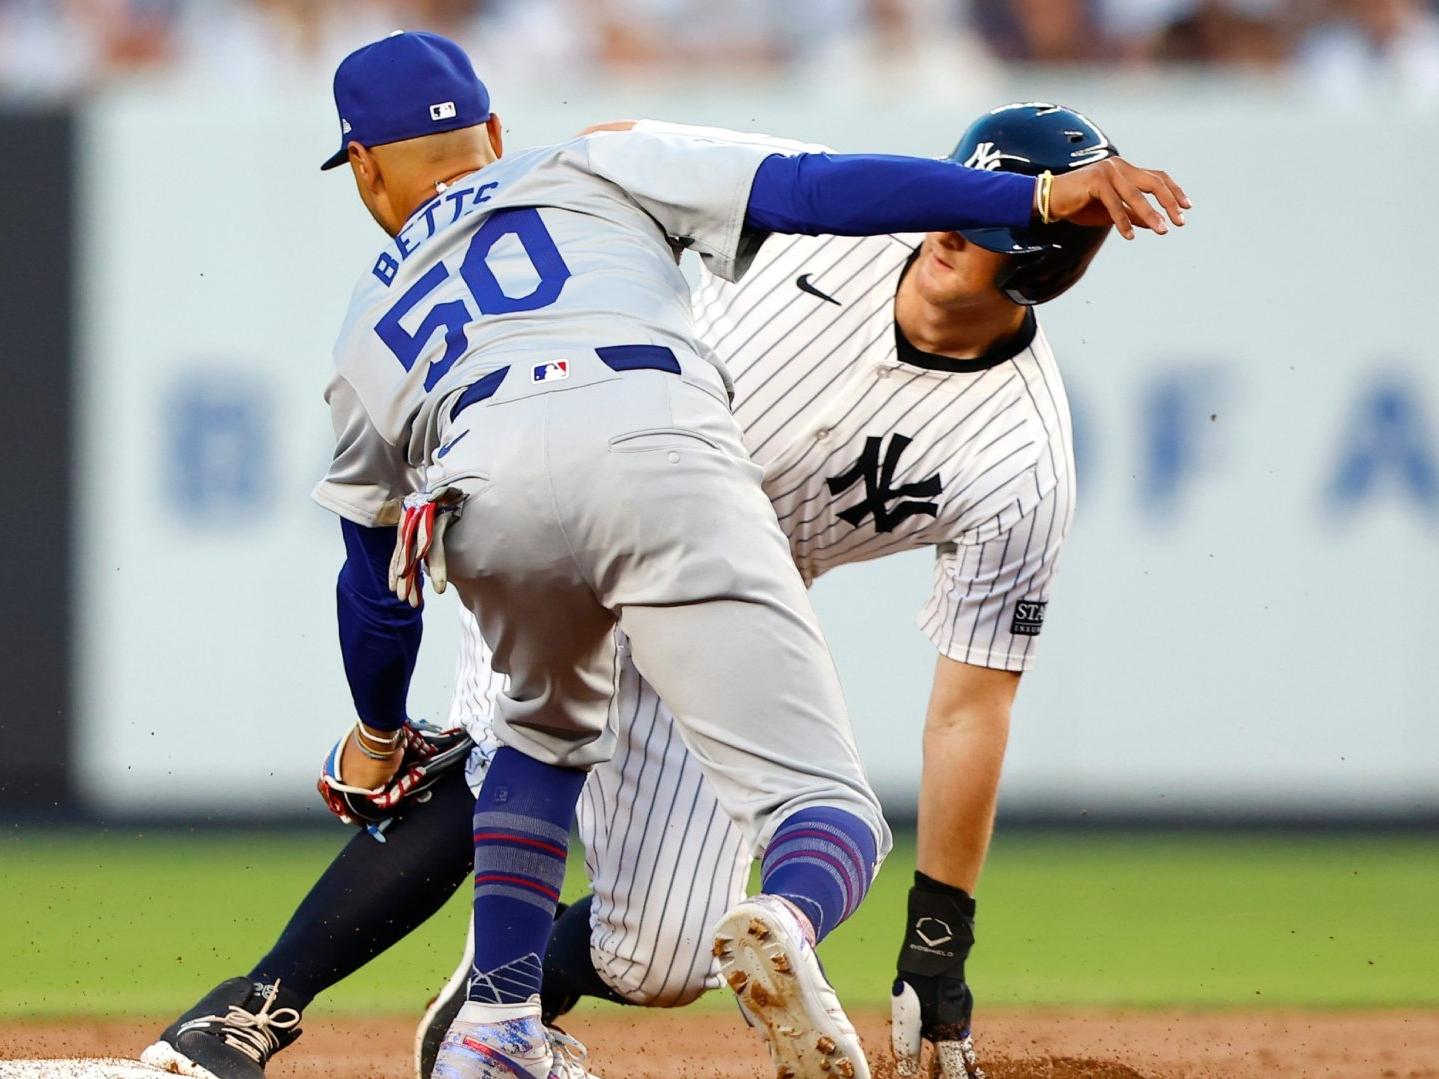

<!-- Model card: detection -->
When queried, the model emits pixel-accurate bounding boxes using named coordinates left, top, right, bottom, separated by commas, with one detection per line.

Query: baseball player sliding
left=440, top=106, right=1161, bottom=1079
left=140, top=28, right=1186, bottom=1079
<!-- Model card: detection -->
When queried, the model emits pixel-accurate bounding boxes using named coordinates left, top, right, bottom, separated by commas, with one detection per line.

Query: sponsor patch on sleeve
left=1010, top=600, right=1048, bottom=636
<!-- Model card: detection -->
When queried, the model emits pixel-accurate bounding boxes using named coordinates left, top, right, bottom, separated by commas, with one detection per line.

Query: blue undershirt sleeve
left=745, top=152, right=1037, bottom=237
left=336, top=518, right=421, bottom=732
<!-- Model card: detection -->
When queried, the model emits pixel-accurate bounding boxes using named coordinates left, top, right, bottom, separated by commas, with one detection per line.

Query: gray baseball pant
left=431, top=347, right=887, bottom=854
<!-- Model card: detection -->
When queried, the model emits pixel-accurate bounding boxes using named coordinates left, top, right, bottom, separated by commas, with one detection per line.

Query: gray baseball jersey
left=313, top=126, right=781, bottom=527
left=313, top=125, right=889, bottom=871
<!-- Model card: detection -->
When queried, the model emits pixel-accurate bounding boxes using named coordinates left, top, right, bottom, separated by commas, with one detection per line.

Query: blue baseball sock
left=761, top=806, right=879, bottom=943
left=468, top=747, right=587, bottom=1006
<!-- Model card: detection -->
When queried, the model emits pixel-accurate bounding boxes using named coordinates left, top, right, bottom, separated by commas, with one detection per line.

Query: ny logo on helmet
left=1067, top=132, right=1114, bottom=168
left=963, top=141, right=1031, bottom=172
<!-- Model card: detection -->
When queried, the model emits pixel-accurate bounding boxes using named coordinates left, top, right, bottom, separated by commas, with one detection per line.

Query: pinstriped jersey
left=450, top=230, right=1075, bottom=727
left=692, top=230, right=1075, bottom=671
left=451, top=228, right=1076, bottom=727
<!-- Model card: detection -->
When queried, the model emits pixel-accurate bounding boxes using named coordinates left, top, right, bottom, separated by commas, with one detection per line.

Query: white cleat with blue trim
left=431, top=1001, right=552, bottom=1079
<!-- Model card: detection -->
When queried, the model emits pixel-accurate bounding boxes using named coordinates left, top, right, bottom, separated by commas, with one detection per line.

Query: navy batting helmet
left=948, top=103, right=1117, bottom=305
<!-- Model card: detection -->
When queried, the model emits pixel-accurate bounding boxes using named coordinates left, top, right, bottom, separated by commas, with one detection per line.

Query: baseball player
left=138, top=32, right=1186, bottom=1077
left=426, top=105, right=1173, bottom=1079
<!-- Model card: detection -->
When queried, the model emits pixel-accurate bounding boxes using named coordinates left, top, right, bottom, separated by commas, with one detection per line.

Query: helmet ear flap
left=992, top=225, right=1110, bottom=305
left=991, top=254, right=1043, bottom=307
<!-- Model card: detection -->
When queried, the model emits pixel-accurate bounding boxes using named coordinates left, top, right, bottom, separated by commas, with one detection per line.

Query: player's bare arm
left=917, top=659, right=1020, bottom=893
left=892, top=662, right=1024, bottom=1068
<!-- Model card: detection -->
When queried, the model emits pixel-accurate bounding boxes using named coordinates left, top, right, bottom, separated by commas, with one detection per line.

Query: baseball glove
left=317, top=719, right=474, bottom=827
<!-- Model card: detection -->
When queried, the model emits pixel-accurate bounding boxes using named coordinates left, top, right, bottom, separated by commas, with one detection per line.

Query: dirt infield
left=4, top=1009, right=1437, bottom=1078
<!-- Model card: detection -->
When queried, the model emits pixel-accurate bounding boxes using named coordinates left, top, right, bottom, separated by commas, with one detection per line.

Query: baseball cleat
left=431, top=1000, right=554, bottom=1079
left=714, top=896, right=870, bottom=1079
left=140, top=977, right=301, bottom=1079
left=417, top=906, right=576, bottom=1079
left=421, top=1000, right=598, bottom=1079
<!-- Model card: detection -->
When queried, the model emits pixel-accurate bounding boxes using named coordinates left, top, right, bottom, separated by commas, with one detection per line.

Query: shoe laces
left=546, top=1027, right=592, bottom=1077
left=177, top=988, right=301, bottom=1064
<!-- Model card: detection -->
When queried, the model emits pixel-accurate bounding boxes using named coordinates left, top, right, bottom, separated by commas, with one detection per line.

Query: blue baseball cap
left=321, top=31, right=491, bottom=171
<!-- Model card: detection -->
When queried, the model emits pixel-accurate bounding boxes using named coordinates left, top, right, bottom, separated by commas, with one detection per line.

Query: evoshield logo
left=1067, top=131, right=1114, bottom=167
left=915, top=917, right=954, bottom=948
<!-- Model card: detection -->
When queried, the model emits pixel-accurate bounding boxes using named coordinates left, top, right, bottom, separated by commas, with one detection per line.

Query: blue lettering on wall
left=1139, top=367, right=1230, bottom=518
left=167, top=375, right=272, bottom=524
left=1327, top=377, right=1438, bottom=514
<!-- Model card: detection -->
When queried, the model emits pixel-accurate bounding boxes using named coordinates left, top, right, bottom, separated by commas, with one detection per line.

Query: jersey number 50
left=375, top=208, right=570, bottom=391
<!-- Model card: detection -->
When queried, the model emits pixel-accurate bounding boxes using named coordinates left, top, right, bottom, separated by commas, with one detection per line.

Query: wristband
left=353, top=721, right=402, bottom=760
left=1037, top=170, right=1055, bottom=226
left=896, top=881, right=976, bottom=980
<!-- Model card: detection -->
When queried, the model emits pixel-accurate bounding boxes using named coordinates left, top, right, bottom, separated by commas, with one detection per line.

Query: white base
left=0, top=1062, right=166, bottom=1078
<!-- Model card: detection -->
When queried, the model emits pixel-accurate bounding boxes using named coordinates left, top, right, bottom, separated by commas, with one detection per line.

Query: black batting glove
left=891, top=872, right=984, bottom=1078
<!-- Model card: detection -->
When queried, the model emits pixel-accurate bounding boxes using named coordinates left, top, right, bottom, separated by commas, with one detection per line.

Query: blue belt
left=449, top=344, right=682, bottom=422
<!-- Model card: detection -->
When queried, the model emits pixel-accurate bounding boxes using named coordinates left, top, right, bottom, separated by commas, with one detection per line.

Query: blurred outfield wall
left=57, top=78, right=1438, bottom=819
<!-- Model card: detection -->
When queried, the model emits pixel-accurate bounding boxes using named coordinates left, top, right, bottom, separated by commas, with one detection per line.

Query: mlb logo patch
left=1010, top=600, right=1048, bottom=637
left=430, top=101, right=457, bottom=121
left=533, top=360, right=570, bottom=384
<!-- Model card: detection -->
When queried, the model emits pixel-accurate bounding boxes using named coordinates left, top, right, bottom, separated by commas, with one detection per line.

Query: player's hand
left=342, top=725, right=405, bottom=791
left=317, top=720, right=473, bottom=826
left=1048, top=157, right=1190, bottom=240
left=390, top=487, right=465, bottom=607
left=892, top=976, right=985, bottom=1078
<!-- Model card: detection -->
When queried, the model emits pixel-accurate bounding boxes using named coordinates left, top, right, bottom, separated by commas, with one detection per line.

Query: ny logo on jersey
left=826, top=435, right=942, bottom=533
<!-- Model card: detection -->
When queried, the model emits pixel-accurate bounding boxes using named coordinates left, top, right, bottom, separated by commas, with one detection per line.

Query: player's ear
left=348, top=142, right=382, bottom=195
left=486, top=113, right=504, bottom=159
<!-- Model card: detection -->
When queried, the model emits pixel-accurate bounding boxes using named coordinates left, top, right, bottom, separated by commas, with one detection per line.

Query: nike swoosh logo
left=796, top=274, right=842, bottom=306
left=436, top=430, right=469, bottom=459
